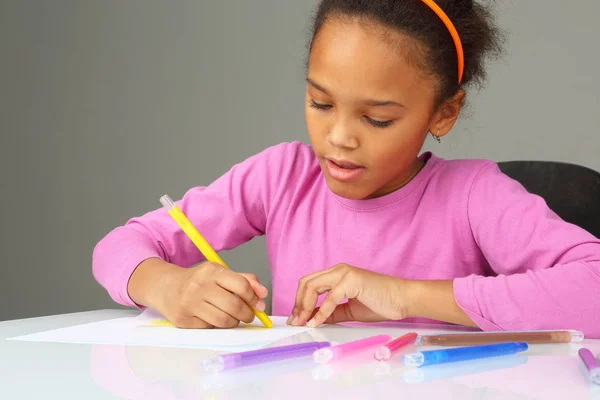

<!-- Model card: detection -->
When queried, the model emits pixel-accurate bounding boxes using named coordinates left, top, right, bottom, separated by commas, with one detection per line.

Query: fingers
left=306, top=283, right=349, bottom=328
left=170, top=314, right=214, bottom=329
left=178, top=283, right=244, bottom=329
left=170, top=264, right=270, bottom=329
left=195, top=301, right=241, bottom=328
left=290, top=269, right=333, bottom=322
left=239, top=272, right=269, bottom=300
left=309, top=305, right=353, bottom=326
left=214, top=268, right=263, bottom=311
left=205, top=285, right=256, bottom=324
left=288, top=266, right=345, bottom=325
left=240, top=272, right=259, bottom=281
left=290, top=266, right=349, bottom=326
left=174, top=282, right=241, bottom=328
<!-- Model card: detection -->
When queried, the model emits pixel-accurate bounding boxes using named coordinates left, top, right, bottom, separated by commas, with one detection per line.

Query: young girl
left=93, top=0, right=600, bottom=337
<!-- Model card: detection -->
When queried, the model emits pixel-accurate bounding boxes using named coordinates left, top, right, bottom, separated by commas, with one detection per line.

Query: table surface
left=1, top=310, right=600, bottom=400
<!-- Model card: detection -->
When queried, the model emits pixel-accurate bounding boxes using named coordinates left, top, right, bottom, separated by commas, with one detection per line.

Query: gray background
left=1, top=0, right=598, bottom=321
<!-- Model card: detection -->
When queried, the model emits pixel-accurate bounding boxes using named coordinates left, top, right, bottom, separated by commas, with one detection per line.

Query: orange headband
left=420, top=0, right=464, bottom=83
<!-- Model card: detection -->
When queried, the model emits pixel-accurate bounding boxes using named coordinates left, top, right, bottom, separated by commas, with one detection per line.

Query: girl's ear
left=429, top=89, right=465, bottom=137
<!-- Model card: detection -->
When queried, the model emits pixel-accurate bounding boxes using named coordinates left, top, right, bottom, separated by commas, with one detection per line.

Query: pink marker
left=374, top=332, right=418, bottom=361
left=313, top=334, right=393, bottom=364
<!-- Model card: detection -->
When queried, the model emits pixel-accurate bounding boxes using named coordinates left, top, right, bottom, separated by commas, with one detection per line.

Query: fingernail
left=306, top=319, right=317, bottom=328
left=291, top=315, right=298, bottom=326
left=256, top=299, right=266, bottom=312
left=259, top=284, right=268, bottom=292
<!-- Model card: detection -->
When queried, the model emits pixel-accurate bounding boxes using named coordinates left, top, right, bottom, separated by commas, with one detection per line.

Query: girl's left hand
left=287, top=264, right=409, bottom=328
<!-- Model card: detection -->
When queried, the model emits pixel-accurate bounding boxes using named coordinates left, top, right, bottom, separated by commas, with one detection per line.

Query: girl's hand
left=287, top=264, right=408, bottom=328
left=161, top=262, right=268, bottom=328
left=130, top=258, right=268, bottom=329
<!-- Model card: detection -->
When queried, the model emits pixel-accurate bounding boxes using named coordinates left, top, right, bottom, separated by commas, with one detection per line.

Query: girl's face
left=306, top=18, right=459, bottom=200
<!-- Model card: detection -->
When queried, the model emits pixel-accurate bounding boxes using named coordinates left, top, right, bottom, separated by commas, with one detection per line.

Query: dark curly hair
left=308, top=0, right=504, bottom=104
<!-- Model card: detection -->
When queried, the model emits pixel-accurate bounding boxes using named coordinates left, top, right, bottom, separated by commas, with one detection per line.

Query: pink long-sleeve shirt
left=93, top=142, right=600, bottom=337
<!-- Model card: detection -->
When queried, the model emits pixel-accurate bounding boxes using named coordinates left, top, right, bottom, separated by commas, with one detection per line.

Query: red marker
left=374, top=332, right=418, bottom=361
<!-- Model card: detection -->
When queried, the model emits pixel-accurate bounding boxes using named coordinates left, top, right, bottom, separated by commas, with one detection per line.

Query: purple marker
left=203, top=341, right=331, bottom=373
left=579, top=348, right=600, bottom=385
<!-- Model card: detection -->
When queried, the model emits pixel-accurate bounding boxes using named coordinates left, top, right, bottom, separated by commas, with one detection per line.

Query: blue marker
left=403, top=342, right=528, bottom=367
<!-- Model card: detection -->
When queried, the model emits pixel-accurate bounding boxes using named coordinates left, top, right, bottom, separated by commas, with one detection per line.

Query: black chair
left=497, top=161, right=600, bottom=238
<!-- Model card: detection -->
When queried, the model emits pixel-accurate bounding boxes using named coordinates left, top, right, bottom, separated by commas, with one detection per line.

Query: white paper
left=8, top=309, right=308, bottom=351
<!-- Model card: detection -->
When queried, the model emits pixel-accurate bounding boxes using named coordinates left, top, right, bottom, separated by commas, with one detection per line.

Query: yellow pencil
left=159, top=194, right=272, bottom=328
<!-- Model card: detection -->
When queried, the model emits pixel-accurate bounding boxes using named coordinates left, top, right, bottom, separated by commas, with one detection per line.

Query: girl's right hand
left=129, top=258, right=268, bottom=329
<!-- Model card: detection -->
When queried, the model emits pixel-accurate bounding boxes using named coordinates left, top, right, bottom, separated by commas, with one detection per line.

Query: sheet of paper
left=8, top=309, right=308, bottom=351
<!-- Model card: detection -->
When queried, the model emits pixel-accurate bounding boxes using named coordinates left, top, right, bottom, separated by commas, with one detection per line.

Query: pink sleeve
left=92, top=142, right=299, bottom=307
left=453, top=162, right=600, bottom=337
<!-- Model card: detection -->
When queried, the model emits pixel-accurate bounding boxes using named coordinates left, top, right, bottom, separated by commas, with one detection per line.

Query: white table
left=1, top=310, right=600, bottom=399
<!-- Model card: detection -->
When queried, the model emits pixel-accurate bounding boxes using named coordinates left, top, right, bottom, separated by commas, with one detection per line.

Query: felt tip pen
left=417, top=330, right=584, bottom=346
left=403, top=342, right=529, bottom=367
left=203, top=341, right=331, bottom=373
left=313, top=334, right=392, bottom=364
left=374, top=332, right=418, bottom=361
left=160, top=194, right=272, bottom=328
left=579, top=348, right=600, bottom=385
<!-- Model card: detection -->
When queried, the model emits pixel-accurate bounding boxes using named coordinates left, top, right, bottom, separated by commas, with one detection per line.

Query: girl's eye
left=365, top=116, right=394, bottom=128
left=309, top=99, right=394, bottom=128
left=309, top=99, right=333, bottom=110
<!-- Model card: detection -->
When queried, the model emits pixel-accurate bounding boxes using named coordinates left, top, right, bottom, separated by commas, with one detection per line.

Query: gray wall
left=1, top=0, right=598, bottom=321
